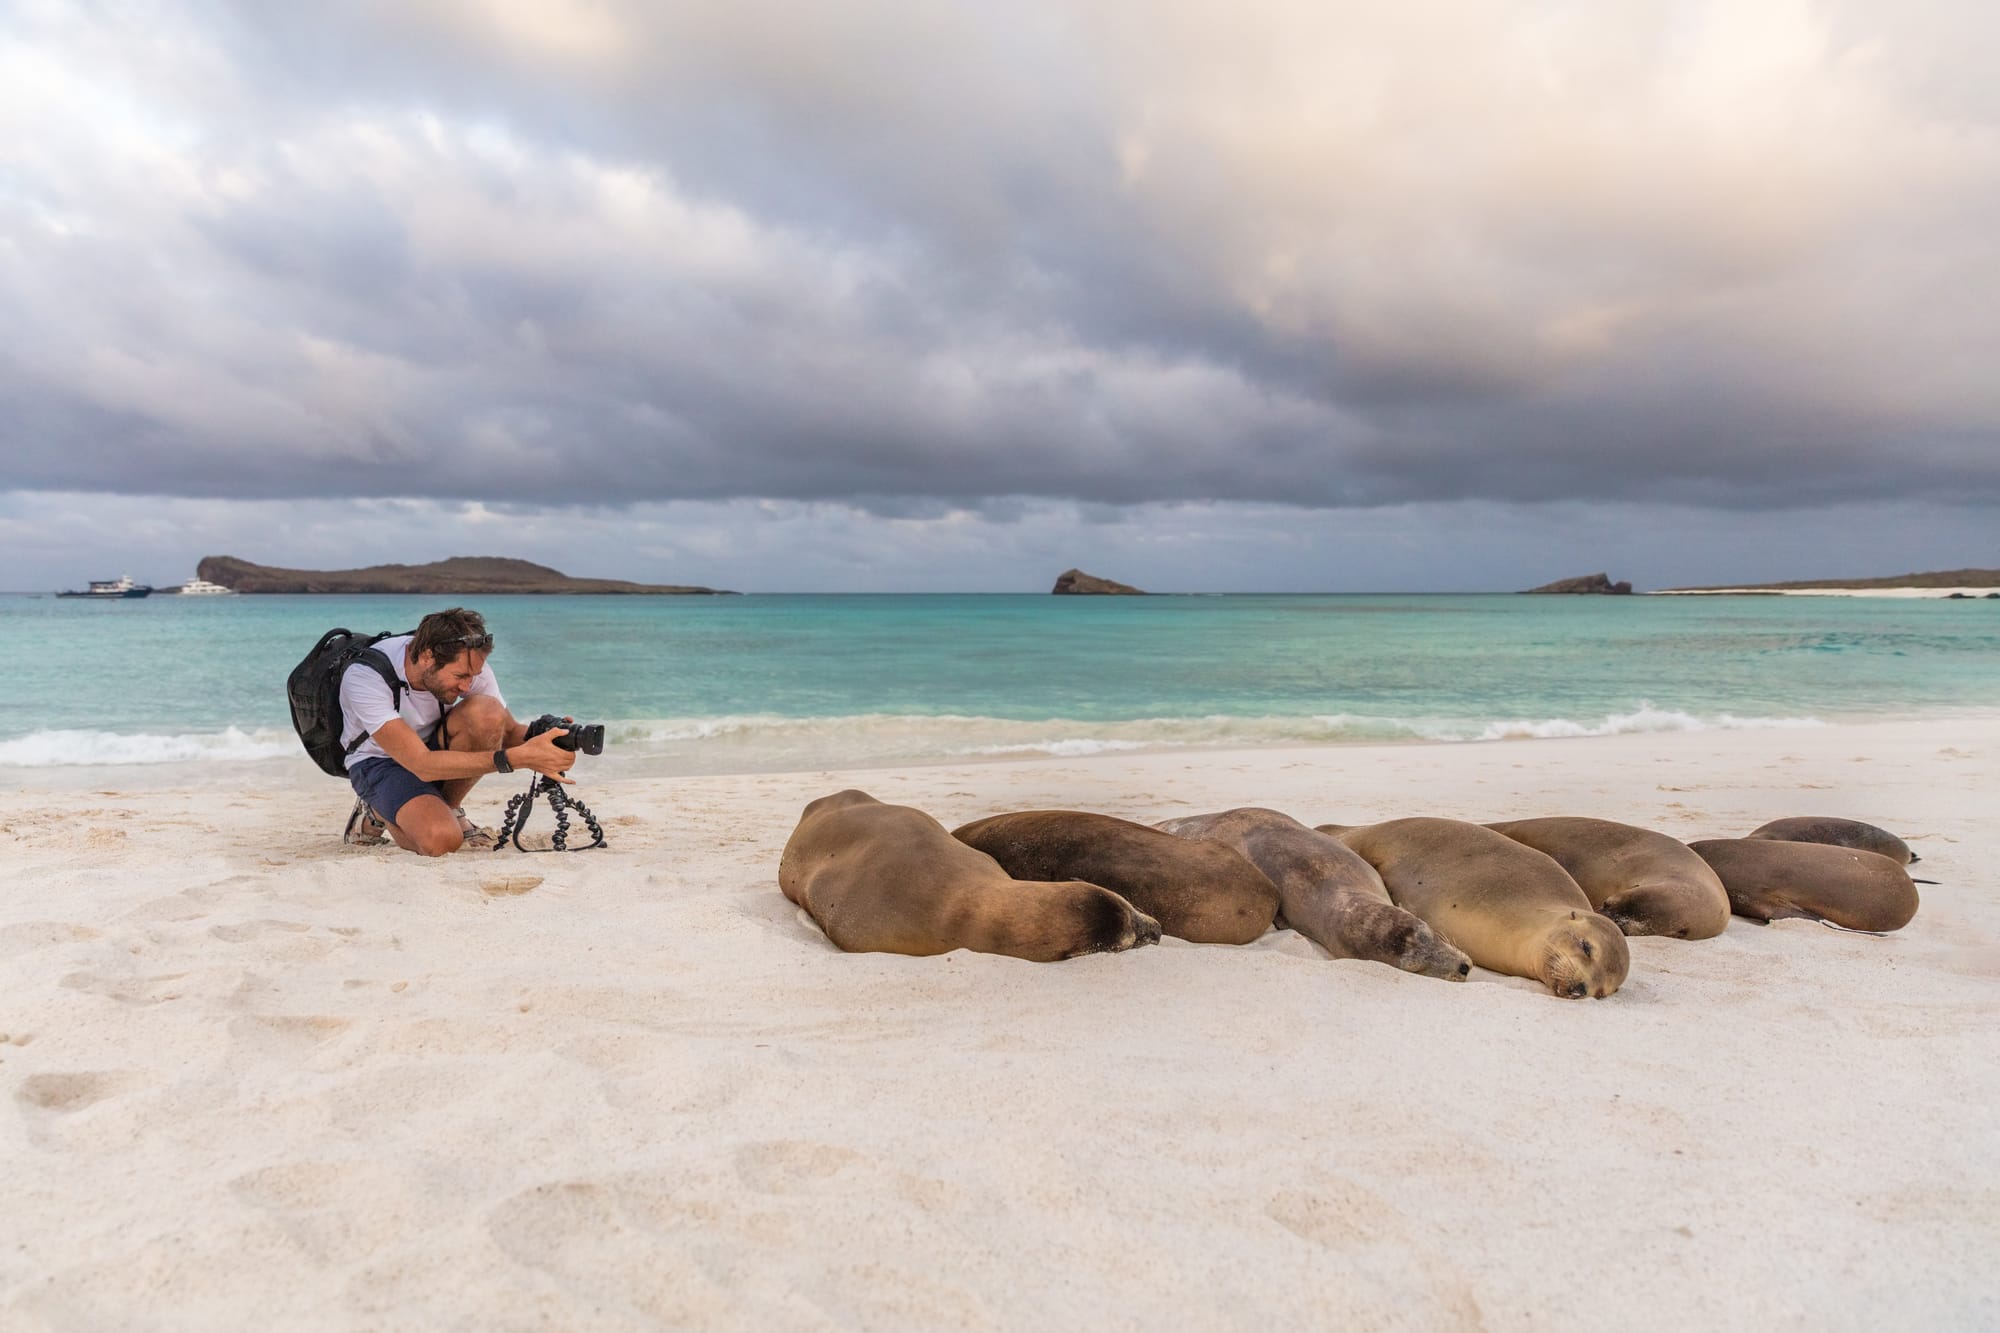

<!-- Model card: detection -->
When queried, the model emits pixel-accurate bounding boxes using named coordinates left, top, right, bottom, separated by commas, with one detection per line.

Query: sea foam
left=0, top=706, right=1827, bottom=770
left=0, top=727, right=300, bottom=767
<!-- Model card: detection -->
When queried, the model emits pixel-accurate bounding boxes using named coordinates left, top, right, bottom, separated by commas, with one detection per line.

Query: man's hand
left=512, top=727, right=578, bottom=783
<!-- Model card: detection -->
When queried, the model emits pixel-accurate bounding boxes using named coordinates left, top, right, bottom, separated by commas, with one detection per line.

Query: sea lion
left=1317, top=818, right=1630, bottom=999
left=1485, top=816, right=1731, bottom=939
left=1154, top=807, right=1470, bottom=979
left=779, top=790, right=1161, bottom=961
left=952, top=810, right=1280, bottom=944
left=1748, top=816, right=1918, bottom=865
left=1688, top=838, right=1919, bottom=933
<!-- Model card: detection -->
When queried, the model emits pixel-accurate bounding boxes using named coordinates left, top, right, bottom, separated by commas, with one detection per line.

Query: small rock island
left=196, top=555, right=729, bottom=595
left=1523, top=572, right=1633, bottom=595
left=1051, top=568, right=1145, bottom=595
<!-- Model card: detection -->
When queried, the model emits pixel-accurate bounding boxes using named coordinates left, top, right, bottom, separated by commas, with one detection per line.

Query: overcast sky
left=3, top=0, right=1995, bottom=591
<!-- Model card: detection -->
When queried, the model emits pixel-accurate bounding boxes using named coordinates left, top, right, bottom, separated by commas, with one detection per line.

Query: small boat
left=172, top=577, right=236, bottom=595
left=56, top=574, right=153, bottom=599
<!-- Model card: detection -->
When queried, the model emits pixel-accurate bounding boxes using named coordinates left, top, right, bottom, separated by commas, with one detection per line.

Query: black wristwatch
left=493, top=748, right=514, bottom=774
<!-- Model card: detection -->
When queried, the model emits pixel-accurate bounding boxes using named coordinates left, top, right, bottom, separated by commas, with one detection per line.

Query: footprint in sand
left=485, top=1178, right=732, bottom=1322
left=231, top=1158, right=436, bottom=1263
left=227, top=1014, right=353, bottom=1052
left=59, top=971, right=191, bottom=1006
left=1266, top=1180, right=1483, bottom=1323
left=16, top=1070, right=146, bottom=1113
left=733, top=1139, right=865, bottom=1194
left=0, top=921, right=103, bottom=959
left=208, top=919, right=312, bottom=943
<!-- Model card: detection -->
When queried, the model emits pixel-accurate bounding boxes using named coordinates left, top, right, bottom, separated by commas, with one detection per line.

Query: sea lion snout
left=1132, top=913, right=1163, bottom=947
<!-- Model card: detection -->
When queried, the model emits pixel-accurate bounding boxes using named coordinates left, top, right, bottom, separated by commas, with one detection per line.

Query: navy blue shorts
left=348, top=723, right=453, bottom=823
left=348, top=758, right=444, bottom=824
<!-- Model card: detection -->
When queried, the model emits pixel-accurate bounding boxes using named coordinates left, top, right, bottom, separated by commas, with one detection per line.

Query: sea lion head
left=1597, top=880, right=1700, bottom=938
left=1385, top=916, right=1473, bottom=981
left=1058, top=885, right=1162, bottom=959
left=1537, top=910, right=1630, bottom=999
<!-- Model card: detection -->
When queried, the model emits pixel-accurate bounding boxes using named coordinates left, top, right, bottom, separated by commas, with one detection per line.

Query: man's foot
left=343, top=798, right=388, bottom=846
left=455, top=808, right=498, bottom=851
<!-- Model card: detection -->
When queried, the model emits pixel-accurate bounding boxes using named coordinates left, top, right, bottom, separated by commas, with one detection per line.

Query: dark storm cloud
left=3, top=0, right=1998, bottom=514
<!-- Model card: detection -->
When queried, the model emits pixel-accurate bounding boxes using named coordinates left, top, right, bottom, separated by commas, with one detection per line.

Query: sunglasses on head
left=442, top=632, right=493, bottom=651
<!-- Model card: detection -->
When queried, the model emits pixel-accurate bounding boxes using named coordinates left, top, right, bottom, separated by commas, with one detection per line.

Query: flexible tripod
left=493, top=775, right=607, bottom=852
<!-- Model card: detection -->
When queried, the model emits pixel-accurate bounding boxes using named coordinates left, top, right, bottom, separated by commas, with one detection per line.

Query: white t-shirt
left=339, top=634, right=505, bottom=767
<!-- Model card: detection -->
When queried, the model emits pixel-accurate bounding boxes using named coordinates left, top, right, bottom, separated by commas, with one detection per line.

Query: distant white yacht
left=57, top=574, right=153, bottom=599
left=175, top=577, right=237, bottom=595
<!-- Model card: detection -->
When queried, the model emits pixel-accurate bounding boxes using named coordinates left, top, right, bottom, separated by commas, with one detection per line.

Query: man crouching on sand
left=341, top=607, right=577, bottom=855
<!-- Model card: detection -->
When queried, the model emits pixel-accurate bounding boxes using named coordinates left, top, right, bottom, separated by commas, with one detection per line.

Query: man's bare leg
left=435, top=695, right=510, bottom=814
left=381, top=795, right=463, bottom=856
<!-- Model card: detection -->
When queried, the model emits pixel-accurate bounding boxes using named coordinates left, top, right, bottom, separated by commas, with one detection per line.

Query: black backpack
left=287, top=628, right=408, bottom=776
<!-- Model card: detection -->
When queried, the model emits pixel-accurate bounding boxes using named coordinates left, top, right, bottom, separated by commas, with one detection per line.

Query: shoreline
left=1652, top=585, right=2000, bottom=598
left=12, top=708, right=2000, bottom=791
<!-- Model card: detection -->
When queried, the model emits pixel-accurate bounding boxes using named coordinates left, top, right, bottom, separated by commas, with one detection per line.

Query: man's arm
left=369, top=718, right=574, bottom=783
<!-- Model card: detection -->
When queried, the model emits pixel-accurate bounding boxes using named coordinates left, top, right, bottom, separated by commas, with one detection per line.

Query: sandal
left=343, top=798, right=388, bottom=846
left=455, top=807, right=498, bottom=851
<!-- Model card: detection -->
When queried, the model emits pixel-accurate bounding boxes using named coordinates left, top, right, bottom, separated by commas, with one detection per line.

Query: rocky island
left=1660, top=568, right=2000, bottom=596
left=1051, top=568, right=1145, bottom=595
left=1523, top=572, right=1633, bottom=595
left=195, top=555, right=730, bottom=595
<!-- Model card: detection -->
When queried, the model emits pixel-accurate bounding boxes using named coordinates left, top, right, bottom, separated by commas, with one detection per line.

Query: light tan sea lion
left=1154, top=808, right=1470, bottom=979
left=1748, top=816, right=1917, bottom=865
left=1317, top=818, right=1630, bottom=999
left=1688, top=838, right=1920, bottom=933
left=952, top=810, right=1280, bottom=944
left=1485, top=816, right=1731, bottom=939
left=780, top=790, right=1161, bottom=961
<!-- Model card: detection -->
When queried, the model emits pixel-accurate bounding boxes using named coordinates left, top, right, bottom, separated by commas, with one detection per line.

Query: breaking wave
left=0, top=726, right=300, bottom=767
left=0, top=704, right=1825, bottom=770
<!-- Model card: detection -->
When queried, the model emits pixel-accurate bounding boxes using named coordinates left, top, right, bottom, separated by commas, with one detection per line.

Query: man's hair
left=410, top=607, right=493, bottom=668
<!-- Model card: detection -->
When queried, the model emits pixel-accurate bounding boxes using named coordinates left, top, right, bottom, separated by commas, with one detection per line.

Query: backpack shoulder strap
left=341, top=643, right=408, bottom=756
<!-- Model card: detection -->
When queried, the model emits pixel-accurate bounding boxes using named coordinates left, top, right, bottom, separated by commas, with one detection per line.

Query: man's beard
left=414, top=666, right=458, bottom=704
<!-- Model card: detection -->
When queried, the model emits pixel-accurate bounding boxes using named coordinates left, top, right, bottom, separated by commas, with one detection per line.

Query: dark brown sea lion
left=1485, top=816, right=1731, bottom=939
left=1688, top=838, right=1920, bottom=933
left=952, top=810, right=1280, bottom=944
left=1318, top=818, right=1630, bottom=998
left=779, top=790, right=1161, bottom=961
left=1748, top=816, right=1918, bottom=865
left=1154, top=807, right=1469, bottom=979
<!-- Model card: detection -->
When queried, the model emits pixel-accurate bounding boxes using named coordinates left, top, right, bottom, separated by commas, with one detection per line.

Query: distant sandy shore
left=3, top=721, right=1995, bottom=1327
left=1653, top=586, right=2000, bottom=598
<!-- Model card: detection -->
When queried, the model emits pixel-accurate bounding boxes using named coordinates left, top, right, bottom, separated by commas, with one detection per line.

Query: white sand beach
left=2, top=720, right=1995, bottom=1330
left=1652, top=587, right=2000, bottom=598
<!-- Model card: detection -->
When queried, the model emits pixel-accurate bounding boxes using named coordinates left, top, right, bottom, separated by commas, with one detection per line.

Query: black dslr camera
left=526, top=713, right=606, bottom=756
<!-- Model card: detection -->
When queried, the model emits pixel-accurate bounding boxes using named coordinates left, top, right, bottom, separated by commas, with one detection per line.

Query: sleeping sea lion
left=1318, top=817, right=1630, bottom=998
left=1688, top=838, right=1919, bottom=933
left=1154, top=807, right=1469, bottom=979
left=952, top=810, right=1280, bottom=944
left=780, top=790, right=1160, bottom=961
left=1748, top=816, right=1918, bottom=865
left=1485, top=816, right=1730, bottom=939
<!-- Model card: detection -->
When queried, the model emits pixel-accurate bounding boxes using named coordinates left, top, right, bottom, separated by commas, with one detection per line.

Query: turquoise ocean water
left=2, top=593, right=1996, bottom=772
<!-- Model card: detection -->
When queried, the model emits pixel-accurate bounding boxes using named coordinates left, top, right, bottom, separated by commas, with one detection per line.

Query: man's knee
left=446, top=694, right=507, bottom=750
left=394, top=798, right=462, bottom=856
left=411, top=827, right=463, bottom=857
